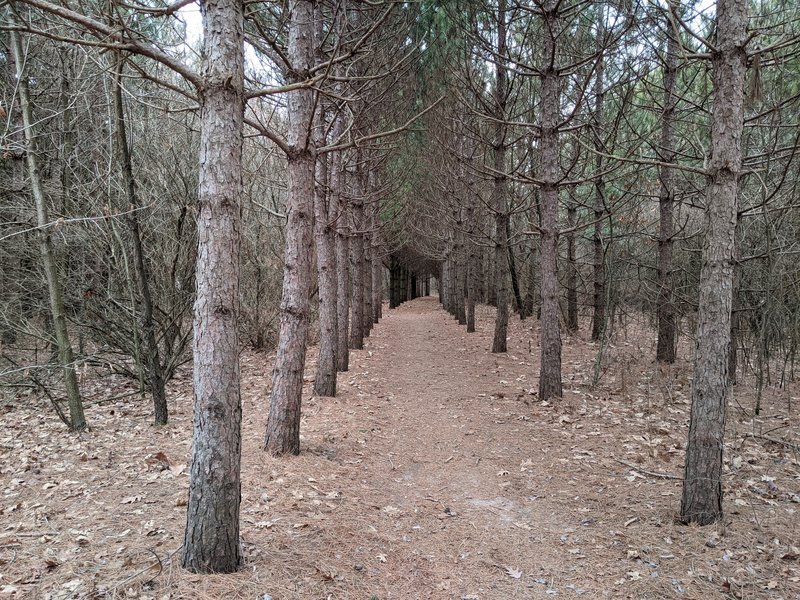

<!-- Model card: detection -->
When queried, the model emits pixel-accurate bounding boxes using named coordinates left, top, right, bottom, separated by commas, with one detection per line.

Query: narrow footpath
left=235, top=297, right=685, bottom=599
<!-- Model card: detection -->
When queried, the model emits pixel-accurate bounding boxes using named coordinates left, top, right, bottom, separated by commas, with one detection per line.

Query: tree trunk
left=525, top=188, right=541, bottom=319
left=456, top=219, right=467, bottom=325
left=507, top=219, right=524, bottom=319
left=371, top=201, right=382, bottom=323
left=11, top=28, right=86, bottom=432
left=265, top=0, right=316, bottom=456
left=538, top=0, right=563, bottom=400
left=491, top=0, right=509, bottom=354
left=466, top=204, right=477, bottom=333
left=112, top=56, right=168, bottom=425
left=312, top=7, right=337, bottom=398
left=728, top=255, right=740, bottom=384
left=182, top=0, right=244, bottom=573
left=681, top=0, right=747, bottom=525
left=566, top=201, right=578, bottom=333
left=656, top=2, right=679, bottom=362
left=486, top=245, right=496, bottom=306
left=590, top=13, right=607, bottom=343
left=333, top=147, right=350, bottom=373
left=312, top=128, right=337, bottom=396
left=349, top=170, right=365, bottom=349
left=363, top=203, right=373, bottom=337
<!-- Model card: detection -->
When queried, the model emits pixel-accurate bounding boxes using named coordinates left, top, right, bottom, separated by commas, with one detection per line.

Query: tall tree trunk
left=590, top=12, right=607, bottom=342
left=491, top=0, right=509, bottom=353
left=656, top=2, right=679, bottom=362
left=566, top=200, right=578, bottom=333
left=265, top=0, right=316, bottom=456
left=525, top=184, right=542, bottom=320
left=182, top=0, right=244, bottom=573
left=112, top=56, right=168, bottom=425
left=334, top=149, right=350, bottom=373
left=363, top=198, right=373, bottom=337
left=507, top=219, right=524, bottom=319
left=538, top=0, right=563, bottom=400
left=11, top=28, right=86, bottom=432
left=728, top=253, right=740, bottom=384
left=681, top=0, right=747, bottom=525
left=371, top=201, right=382, bottom=323
left=312, top=7, right=337, bottom=398
left=349, top=168, right=365, bottom=350
left=466, top=203, right=477, bottom=333
left=456, top=215, right=467, bottom=325
left=486, top=245, right=496, bottom=306
left=312, top=119, right=337, bottom=397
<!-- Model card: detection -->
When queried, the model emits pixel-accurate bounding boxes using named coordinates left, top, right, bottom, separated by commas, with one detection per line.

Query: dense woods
left=2, top=0, right=800, bottom=593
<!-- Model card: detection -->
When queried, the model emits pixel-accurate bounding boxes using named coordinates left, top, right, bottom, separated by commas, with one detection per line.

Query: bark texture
left=656, top=2, right=679, bottom=363
left=11, top=28, right=86, bottom=432
left=370, top=201, right=383, bottom=323
left=590, top=13, right=607, bottom=343
left=349, top=168, right=365, bottom=350
left=335, top=159, right=351, bottom=372
left=491, top=0, right=509, bottom=354
left=681, top=0, right=747, bottom=525
left=266, top=0, right=316, bottom=455
left=538, top=1, right=563, bottom=400
left=312, top=6, right=337, bottom=398
left=566, top=201, right=578, bottom=333
left=183, top=0, right=244, bottom=573
left=312, top=121, right=337, bottom=396
left=466, top=202, right=477, bottom=333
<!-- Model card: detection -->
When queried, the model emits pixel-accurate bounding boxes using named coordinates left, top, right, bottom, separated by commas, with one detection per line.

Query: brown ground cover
left=1, top=297, right=799, bottom=599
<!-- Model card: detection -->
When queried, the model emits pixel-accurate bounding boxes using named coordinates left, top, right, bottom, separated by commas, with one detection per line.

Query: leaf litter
left=0, top=298, right=798, bottom=598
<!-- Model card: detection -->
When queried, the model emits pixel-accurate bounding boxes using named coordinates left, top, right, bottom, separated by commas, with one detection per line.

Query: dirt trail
left=3, top=296, right=799, bottom=599
left=322, top=296, right=601, bottom=598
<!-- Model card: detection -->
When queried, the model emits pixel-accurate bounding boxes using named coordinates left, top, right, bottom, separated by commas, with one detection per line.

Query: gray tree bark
left=266, top=0, right=317, bottom=455
left=566, top=200, right=578, bottom=333
left=538, top=0, right=563, bottom=400
left=681, top=0, right=747, bottom=525
left=656, top=3, right=680, bottom=363
left=312, top=121, right=337, bottom=396
left=349, top=165, right=365, bottom=350
left=363, top=191, right=373, bottom=337
left=312, top=7, right=337, bottom=398
left=182, top=0, right=245, bottom=573
left=11, top=28, right=86, bottom=432
left=590, top=11, right=607, bottom=343
left=370, top=199, right=383, bottom=323
left=334, top=154, right=351, bottom=372
left=466, top=201, right=477, bottom=333
left=491, top=0, right=509, bottom=353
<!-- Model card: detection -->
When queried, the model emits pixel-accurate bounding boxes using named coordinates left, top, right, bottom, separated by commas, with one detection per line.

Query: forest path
left=246, top=296, right=651, bottom=599
left=13, top=296, right=797, bottom=600
left=326, top=296, right=591, bottom=598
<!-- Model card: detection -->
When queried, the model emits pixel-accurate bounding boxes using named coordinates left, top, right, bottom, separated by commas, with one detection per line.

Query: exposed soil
left=1, top=297, right=799, bottom=599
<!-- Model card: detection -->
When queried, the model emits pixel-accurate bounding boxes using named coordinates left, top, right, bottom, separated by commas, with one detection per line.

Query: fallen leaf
left=505, top=566, right=522, bottom=579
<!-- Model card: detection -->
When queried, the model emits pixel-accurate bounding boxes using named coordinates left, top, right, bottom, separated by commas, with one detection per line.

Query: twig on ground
left=744, top=432, right=800, bottom=451
left=614, top=459, right=682, bottom=480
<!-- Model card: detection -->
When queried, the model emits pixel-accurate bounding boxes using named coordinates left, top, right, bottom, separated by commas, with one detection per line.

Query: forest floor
left=1, top=297, right=800, bottom=600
